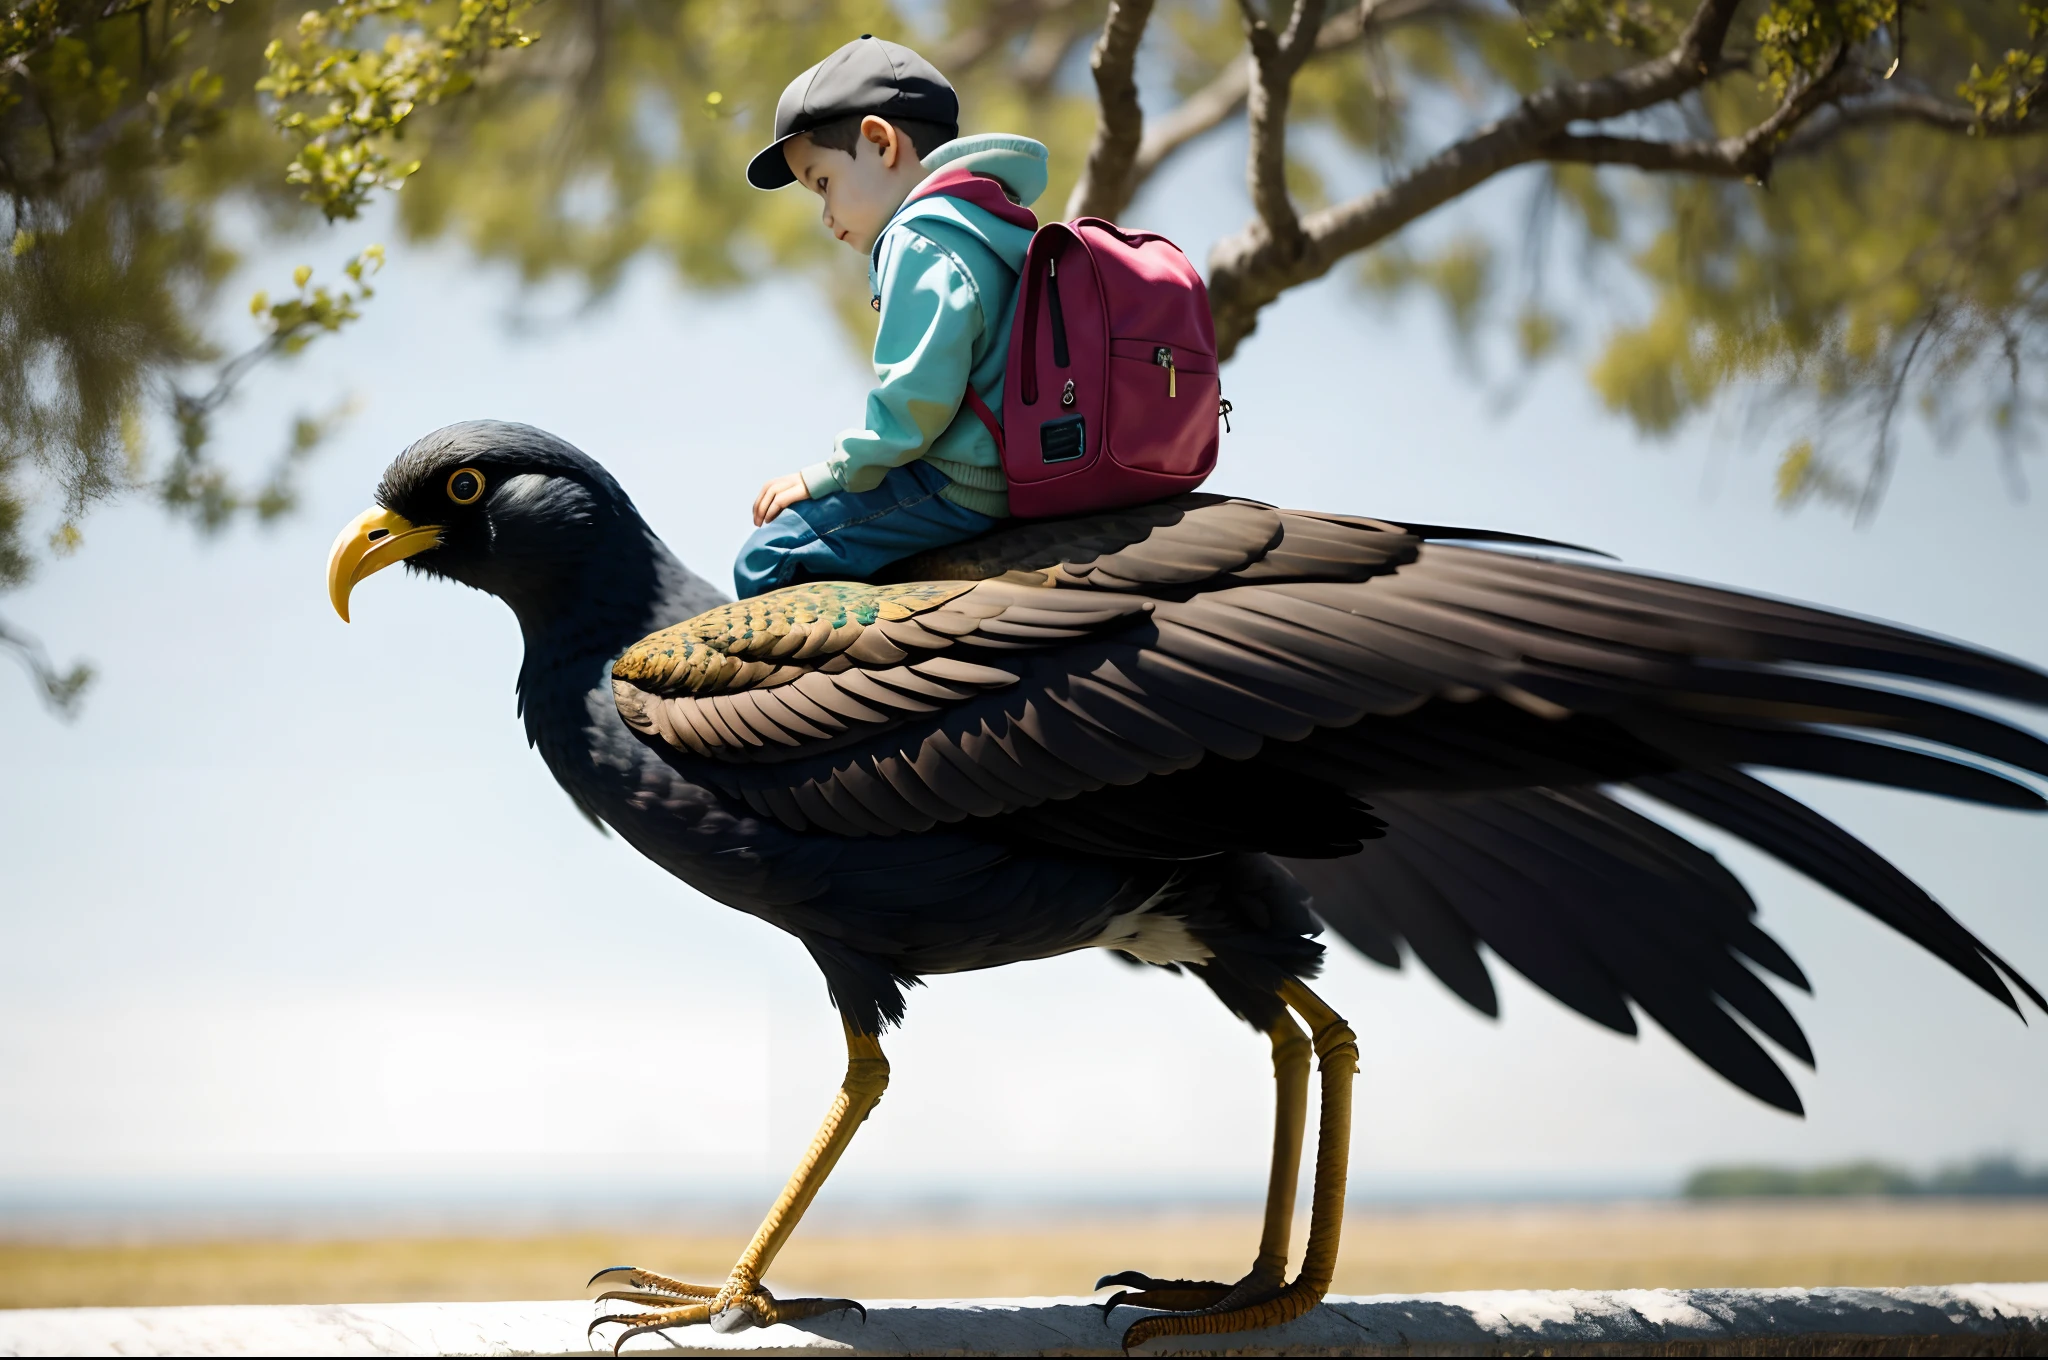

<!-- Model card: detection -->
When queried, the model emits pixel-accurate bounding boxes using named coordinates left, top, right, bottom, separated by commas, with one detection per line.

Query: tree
left=1, top=0, right=521, bottom=709
left=383, top=0, right=2046, bottom=512
left=5, top=0, right=2044, bottom=711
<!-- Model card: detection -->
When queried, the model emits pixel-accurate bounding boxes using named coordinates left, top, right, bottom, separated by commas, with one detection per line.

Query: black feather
left=1635, top=768, right=2044, bottom=1015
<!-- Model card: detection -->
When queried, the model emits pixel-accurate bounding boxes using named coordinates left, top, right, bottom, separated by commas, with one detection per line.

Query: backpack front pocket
left=1107, top=339, right=1220, bottom=477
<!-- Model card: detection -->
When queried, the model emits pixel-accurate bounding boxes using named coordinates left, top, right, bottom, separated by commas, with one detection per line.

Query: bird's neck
left=511, top=524, right=726, bottom=753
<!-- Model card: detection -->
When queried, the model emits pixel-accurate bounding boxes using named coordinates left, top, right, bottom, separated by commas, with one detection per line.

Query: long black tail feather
left=1633, top=767, right=2045, bottom=1016
left=1290, top=762, right=2040, bottom=1116
left=1285, top=786, right=1818, bottom=1114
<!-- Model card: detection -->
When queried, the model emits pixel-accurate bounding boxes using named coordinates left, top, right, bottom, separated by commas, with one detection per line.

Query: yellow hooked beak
left=327, top=506, right=442, bottom=622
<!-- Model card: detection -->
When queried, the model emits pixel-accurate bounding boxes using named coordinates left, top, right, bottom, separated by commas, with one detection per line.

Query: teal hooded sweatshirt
left=797, top=134, right=1048, bottom=519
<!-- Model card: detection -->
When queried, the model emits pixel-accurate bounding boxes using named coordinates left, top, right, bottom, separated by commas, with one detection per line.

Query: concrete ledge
left=2, top=1286, right=2045, bottom=1357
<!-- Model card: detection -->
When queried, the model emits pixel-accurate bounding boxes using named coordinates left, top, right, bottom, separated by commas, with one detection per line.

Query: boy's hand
left=753, top=472, right=812, bottom=526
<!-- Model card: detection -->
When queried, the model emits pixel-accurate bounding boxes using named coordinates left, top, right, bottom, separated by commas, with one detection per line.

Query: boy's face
left=785, top=117, right=925, bottom=255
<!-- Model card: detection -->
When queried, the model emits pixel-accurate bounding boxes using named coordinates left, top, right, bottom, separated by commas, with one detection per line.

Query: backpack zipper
left=1154, top=346, right=1176, bottom=398
left=1046, top=256, right=1070, bottom=368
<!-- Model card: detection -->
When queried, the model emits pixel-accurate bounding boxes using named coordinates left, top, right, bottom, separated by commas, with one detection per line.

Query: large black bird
left=329, top=420, right=2043, bottom=1350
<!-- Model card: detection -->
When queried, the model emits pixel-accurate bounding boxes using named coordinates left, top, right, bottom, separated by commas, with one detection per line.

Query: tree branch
left=930, top=0, right=1083, bottom=75
left=1238, top=0, right=1330, bottom=256
left=1856, top=300, right=1941, bottom=524
left=1542, top=44, right=1849, bottom=182
left=1016, top=17, right=1087, bottom=96
left=1131, top=57, right=1251, bottom=187
left=0, top=615, right=91, bottom=717
left=1779, top=87, right=2048, bottom=158
left=1539, top=65, right=2048, bottom=180
left=1535, top=129, right=1763, bottom=176
left=1065, top=0, right=1157, bottom=218
left=1, top=94, right=157, bottom=192
left=1124, top=0, right=1464, bottom=209
left=1207, top=0, right=1747, bottom=356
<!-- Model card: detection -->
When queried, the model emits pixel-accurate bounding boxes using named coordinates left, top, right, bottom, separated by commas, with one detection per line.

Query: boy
left=735, top=35, right=1047, bottom=598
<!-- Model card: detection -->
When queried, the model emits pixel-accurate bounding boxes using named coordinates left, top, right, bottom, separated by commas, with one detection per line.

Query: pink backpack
left=908, top=168, right=1224, bottom=519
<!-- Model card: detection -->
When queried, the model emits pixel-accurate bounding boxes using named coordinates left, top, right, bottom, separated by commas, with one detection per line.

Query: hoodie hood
left=918, top=133, right=1050, bottom=207
left=867, top=134, right=1048, bottom=292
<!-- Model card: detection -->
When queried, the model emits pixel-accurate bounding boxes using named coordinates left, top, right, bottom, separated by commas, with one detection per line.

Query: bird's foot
left=1095, top=1269, right=1240, bottom=1314
left=586, top=1266, right=863, bottom=1354
left=1097, top=1265, right=1317, bottom=1351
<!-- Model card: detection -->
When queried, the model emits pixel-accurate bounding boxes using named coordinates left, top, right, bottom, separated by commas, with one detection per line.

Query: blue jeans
left=734, top=461, right=999, bottom=599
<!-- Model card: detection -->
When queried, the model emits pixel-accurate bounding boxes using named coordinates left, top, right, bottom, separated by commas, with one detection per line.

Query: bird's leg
left=1112, top=979, right=1358, bottom=1350
left=1251, top=1006, right=1313, bottom=1284
left=588, top=1022, right=888, bottom=1353
left=1097, top=1007, right=1312, bottom=1314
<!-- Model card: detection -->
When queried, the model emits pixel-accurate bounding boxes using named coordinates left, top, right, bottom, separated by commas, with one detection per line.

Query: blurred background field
left=6, top=1198, right=2048, bottom=1309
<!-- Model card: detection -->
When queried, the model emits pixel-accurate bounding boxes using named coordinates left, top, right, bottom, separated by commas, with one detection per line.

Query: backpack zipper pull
left=1154, top=346, right=1176, bottom=398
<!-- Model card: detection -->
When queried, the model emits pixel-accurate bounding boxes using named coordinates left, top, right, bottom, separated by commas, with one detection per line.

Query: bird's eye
left=447, top=468, right=485, bottom=505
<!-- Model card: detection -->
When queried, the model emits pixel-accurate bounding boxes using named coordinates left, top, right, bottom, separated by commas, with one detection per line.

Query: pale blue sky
left=2, top=133, right=2045, bottom=1217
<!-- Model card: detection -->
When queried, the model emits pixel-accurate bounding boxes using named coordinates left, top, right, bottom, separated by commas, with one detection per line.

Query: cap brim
left=747, top=134, right=803, bottom=190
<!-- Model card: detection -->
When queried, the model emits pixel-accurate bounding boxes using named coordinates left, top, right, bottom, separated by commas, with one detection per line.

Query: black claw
left=778, top=1298, right=866, bottom=1327
left=1097, top=1271, right=1214, bottom=1292
left=587, top=1265, right=637, bottom=1287
left=1096, top=1270, right=1160, bottom=1291
left=607, top=1321, right=675, bottom=1356
left=593, top=1290, right=693, bottom=1308
left=1099, top=1289, right=1139, bottom=1319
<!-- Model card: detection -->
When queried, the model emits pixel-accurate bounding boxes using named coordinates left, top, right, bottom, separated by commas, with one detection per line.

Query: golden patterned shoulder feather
left=611, top=580, right=984, bottom=697
left=611, top=574, right=1154, bottom=763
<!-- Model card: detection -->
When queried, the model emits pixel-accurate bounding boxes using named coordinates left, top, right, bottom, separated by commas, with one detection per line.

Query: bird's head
left=328, top=420, right=645, bottom=625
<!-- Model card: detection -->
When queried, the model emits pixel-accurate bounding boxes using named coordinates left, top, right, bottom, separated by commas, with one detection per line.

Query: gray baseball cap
left=746, top=36, right=959, bottom=190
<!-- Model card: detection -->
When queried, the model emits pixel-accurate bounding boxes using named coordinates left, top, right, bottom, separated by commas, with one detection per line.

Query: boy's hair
left=806, top=113, right=954, bottom=162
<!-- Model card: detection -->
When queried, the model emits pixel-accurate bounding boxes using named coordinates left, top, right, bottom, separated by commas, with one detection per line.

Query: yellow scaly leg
left=588, top=1022, right=889, bottom=1353
left=1097, top=1007, right=1314, bottom=1315
left=1116, top=979, right=1358, bottom=1350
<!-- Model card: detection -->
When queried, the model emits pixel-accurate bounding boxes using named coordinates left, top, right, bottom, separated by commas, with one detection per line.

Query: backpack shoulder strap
left=959, top=383, right=1004, bottom=454
left=871, top=169, right=1038, bottom=274
left=905, top=166, right=1040, bottom=231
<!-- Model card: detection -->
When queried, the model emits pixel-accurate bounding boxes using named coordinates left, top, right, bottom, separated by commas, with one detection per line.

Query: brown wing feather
left=616, top=502, right=2048, bottom=858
